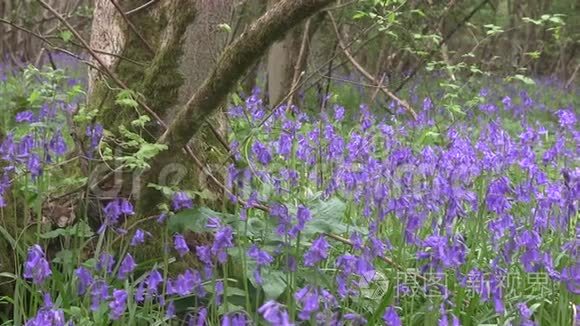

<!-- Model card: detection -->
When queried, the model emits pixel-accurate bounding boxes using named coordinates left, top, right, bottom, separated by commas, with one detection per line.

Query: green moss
left=94, top=1, right=195, bottom=140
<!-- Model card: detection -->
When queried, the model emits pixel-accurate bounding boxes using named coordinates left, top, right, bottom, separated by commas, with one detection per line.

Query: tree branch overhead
left=157, top=0, right=335, bottom=151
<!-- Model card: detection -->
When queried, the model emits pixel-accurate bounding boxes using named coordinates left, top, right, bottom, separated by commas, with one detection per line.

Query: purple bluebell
left=130, top=228, right=150, bottom=246
left=90, top=280, right=109, bottom=311
left=117, top=253, right=137, bottom=280
left=555, top=109, right=576, bottom=129
left=146, top=269, right=163, bottom=295
left=278, top=133, right=293, bottom=158
left=23, top=245, right=52, bottom=285
left=96, top=252, right=115, bottom=274
left=294, top=286, right=320, bottom=320
left=188, top=307, right=208, bottom=326
left=258, top=300, right=292, bottom=326
left=196, top=245, right=213, bottom=266
left=211, top=226, right=233, bottom=263
left=333, top=105, right=345, bottom=121
left=24, top=310, right=66, bottom=326
left=247, top=244, right=274, bottom=284
left=172, top=191, right=193, bottom=211
left=75, top=266, right=94, bottom=295
left=289, top=205, right=311, bottom=238
left=174, top=233, right=190, bottom=257
left=166, top=301, right=176, bottom=319
left=252, top=141, right=272, bottom=165
left=86, top=123, right=103, bottom=154
left=109, top=289, right=128, bottom=320
left=49, top=131, right=67, bottom=156
left=16, top=110, right=35, bottom=123
left=221, top=312, right=248, bottom=326
left=304, top=236, right=330, bottom=266
left=383, top=306, right=402, bottom=326
left=27, top=153, right=42, bottom=178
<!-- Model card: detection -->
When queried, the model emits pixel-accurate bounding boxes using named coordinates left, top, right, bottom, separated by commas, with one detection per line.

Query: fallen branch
left=327, top=12, right=417, bottom=120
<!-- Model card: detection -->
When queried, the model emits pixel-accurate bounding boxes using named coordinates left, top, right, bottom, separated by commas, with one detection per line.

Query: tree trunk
left=88, top=0, right=334, bottom=224
left=266, top=0, right=303, bottom=106
left=266, top=0, right=323, bottom=106
left=87, top=0, right=232, bottom=261
left=88, top=0, right=232, bottom=200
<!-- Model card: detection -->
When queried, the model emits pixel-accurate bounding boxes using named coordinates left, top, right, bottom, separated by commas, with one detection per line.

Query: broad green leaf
left=168, top=206, right=222, bottom=233
left=261, top=270, right=287, bottom=300
left=303, top=197, right=348, bottom=235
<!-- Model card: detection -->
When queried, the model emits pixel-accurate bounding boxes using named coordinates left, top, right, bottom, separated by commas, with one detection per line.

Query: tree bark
left=266, top=0, right=324, bottom=106
left=153, top=0, right=334, bottom=160
left=87, top=0, right=334, bottom=217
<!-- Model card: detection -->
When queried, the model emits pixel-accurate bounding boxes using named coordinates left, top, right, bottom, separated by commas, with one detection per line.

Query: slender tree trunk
left=266, top=0, right=324, bottom=106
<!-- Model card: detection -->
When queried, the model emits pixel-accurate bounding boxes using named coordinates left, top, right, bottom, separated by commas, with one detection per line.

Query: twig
left=36, top=0, right=166, bottom=128
left=327, top=12, right=417, bottom=120
left=287, top=18, right=313, bottom=108
left=125, top=0, right=158, bottom=16
left=205, top=118, right=232, bottom=154
left=565, top=63, right=580, bottom=89
left=0, top=18, right=104, bottom=73
left=393, top=0, right=491, bottom=93
left=109, top=0, right=155, bottom=54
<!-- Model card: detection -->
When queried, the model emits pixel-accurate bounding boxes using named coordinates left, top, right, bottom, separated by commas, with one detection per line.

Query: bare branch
left=287, top=18, right=313, bottom=108
left=125, top=0, right=159, bottom=16
left=108, top=0, right=155, bottom=54
left=36, top=0, right=166, bottom=128
left=327, top=12, right=417, bottom=119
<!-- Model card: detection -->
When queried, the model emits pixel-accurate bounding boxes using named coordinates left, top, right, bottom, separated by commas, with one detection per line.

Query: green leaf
left=59, top=30, right=73, bottom=42
left=0, top=272, right=17, bottom=280
left=40, top=221, right=94, bottom=239
left=260, top=270, right=287, bottom=300
left=168, top=206, right=223, bottom=233
left=303, top=197, right=348, bottom=235
left=115, top=89, right=139, bottom=109
left=131, top=115, right=151, bottom=128
left=53, top=249, right=74, bottom=264
left=506, top=74, right=536, bottom=85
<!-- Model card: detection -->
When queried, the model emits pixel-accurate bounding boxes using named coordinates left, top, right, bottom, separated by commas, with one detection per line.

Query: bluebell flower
left=304, top=236, right=329, bottom=266
left=109, top=289, right=128, bottom=320
left=258, top=300, right=292, bottom=326
left=75, top=266, right=94, bottom=295
left=117, top=253, right=137, bottom=280
left=96, top=252, right=115, bottom=274
left=49, top=131, right=67, bottom=156
left=383, top=306, right=402, bottom=326
left=130, top=228, right=150, bottom=246
left=211, top=226, right=233, bottom=263
left=174, top=233, right=190, bottom=257
left=90, top=280, right=109, bottom=311
left=172, top=191, right=193, bottom=211
left=23, top=245, right=51, bottom=285
left=16, top=110, right=36, bottom=123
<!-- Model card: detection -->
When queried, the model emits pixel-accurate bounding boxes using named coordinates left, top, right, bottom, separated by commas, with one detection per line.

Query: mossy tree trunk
left=88, top=0, right=334, bottom=242
left=88, top=0, right=232, bottom=205
left=87, top=0, right=232, bottom=261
